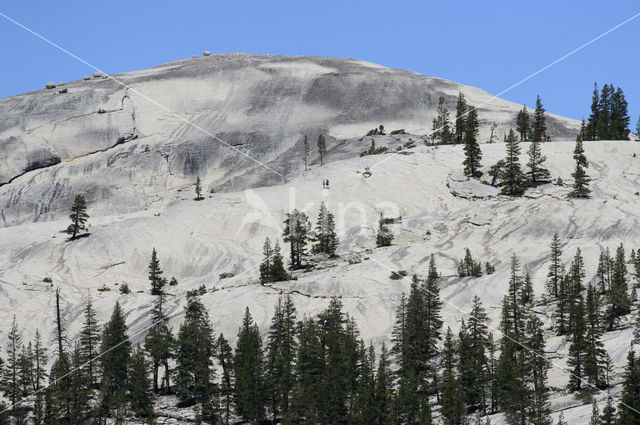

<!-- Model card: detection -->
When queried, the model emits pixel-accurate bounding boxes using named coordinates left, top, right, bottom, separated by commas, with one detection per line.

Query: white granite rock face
left=0, top=54, right=580, bottom=226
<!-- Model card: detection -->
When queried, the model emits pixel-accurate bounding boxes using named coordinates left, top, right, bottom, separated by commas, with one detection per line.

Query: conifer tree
left=547, top=233, right=563, bottom=298
left=526, top=136, right=551, bottom=185
left=66, top=194, right=89, bottom=240
left=555, top=267, right=570, bottom=335
left=609, top=87, right=630, bottom=140
left=577, top=119, right=588, bottom=142
left=128, top=345, right=154, bottom=418
left=174, top=293, right=215, bottom=414
left=374, top=343, right=394, bottom=425
left=605, top=243, right=631, bottom=329
left=317, top=134, right=327, bottom=165
left=455, top=92, right=468, bottom=144
left=440, top=328, right=465, bottom=425
left=270, top=241, right=289, bottom=282
left=531, top=95, right=547, bottom=143
left=68, top=342, right=90, bottom=424
left=586, top=83, right=600, bottom=141
left=216, top=334, right=234, bottom=425
left=148, top=248, right=166, bottom=295
left=600, top=397, right=615, bottom=425
left=597, top=248, right=613, bottom=294
left=289, top=318, right=323, bottom=423
left=266, top=295, right=297, bottom=422
left=501, top=129, right=525, bottom=196
left=312, top=201, right=339, bottom=256
left=260, top=237, right=273, bottom=283
left=79, top=295, right=100, bottom=388
left=194, top=176, right=203, bottom=200
left=431, top=96, right=453, bottom=144
left=144, top=289, right=174, bottom=394
left=526, top=315, right=552, bottom=425
left=303, top=135, right=310, bottom=171
left=516, top=105, right=531, bottom=141
left=1, top=317, right=23, bottom=421
left=567, top=294, right=587, bottom=392
left=521, top=272, right=534, bottom=305
left=589, top=397, right=600, bottom=425
left=568, top=139, right=591, bottom=198
left=461, top=296, right=490, bottom=414
left=584, top=283, right=607, bottom=390
left=376, top=214, right=394, bottom=247
left=99, top=301, right=131, bottom=418
left=463, top=107, right=482, bottom=177
left=234, top=307, right=266, bottom=423
left=32, top=330, right=47, bottom=392
left=283, top=209, right=312, bottom=269
left=617, top=349, right=640, bottom=424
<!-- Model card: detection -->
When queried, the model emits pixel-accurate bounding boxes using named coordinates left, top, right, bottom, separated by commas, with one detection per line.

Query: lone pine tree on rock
left=194, top=176, right=204, bottom=201
left=568, top=139, right=591, bottom=198
left=66, top=195, right=89, bottom=240
left=462, top=107, right=482, bottom=177
left=148, top=248, right=166, bottom=295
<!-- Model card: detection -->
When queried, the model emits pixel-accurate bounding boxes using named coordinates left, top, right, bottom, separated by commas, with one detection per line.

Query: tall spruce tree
left=501, top=129, right=526, bottom=196
left=526, top=136, right=551, bottom=185
left=604, top=244, right=631, bottom=329
left=174, top=293, right=216, bottom=416
left=303, top=135, right=310, bottom=171
left=1, top=317, right=23, bottom=421
left=79, top=295, right=101, bottom=388
left=128, top=345, right=154, bottom=418
left=290, top=318, right=324, bottom=423
left=66, top=194, right=89, bottom=240
left=526, top=314, right=552, bottom=425
left=194, top=176, right=203, bottom=200
left=317, top=134, right=327, bottom=165
left=148, top=248, right=166, bottom=295
left=283, top=209, right=312, bottom=269
left=460, top=296, right=490, bottom=414
left=463, top=107, right=482, bottom=177
left=99, top=301, right=131, bottom=419
left=374, top=343, right=394, bottom=425
left=431, top=96, right=453, bottom=144
left=266, top=295, right=297, bottom=422
left=259, top=237, right=273, bottom=283
left=234, top=307, right=266, bottom=423
left=216, top=334, right=234, bottom=425
left=455, top=92, right=468, bottom=144
left=568, top=138, right=591, bottom=198
left=584, top=283, right=607, bottom=390
left=531, top=95, right=547, bottom=143
left=567, top=294, right=587, bottom=392
left=586, top=83, right=600, bottom=141
left=617, top=349, right=640, bottom=424
left=312, top=201, right=339, bottom=256
left=68, top=342, right=90, bottom=424
left=547, top=233, right=563, bottom=298
left=144, top=289, right=174, bottom=394
left=516, top=105, right=531, bottom=141
left=440, top=328, right=465, bottom=425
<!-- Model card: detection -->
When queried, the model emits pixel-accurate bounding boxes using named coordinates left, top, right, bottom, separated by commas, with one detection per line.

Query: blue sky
left=1, top=1, right=639, bottom=125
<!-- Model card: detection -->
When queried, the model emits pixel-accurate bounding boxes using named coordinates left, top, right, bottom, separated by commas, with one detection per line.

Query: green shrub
left=219, top=272, right=235, bottom=279
left=119, top=283, right=131, bottom=294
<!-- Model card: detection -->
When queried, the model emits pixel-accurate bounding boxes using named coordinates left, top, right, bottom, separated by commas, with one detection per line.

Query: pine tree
left=589, top=397, right=600, bottom=425
left=516, top=105, right=531, bottom=141
left=617, top=350, right=640, bottom=424
left=567, top=295, right=587, bottom=392
left=289, top=318, right=324, bottom=424
left=216, top=334, right=234, bottom=425
left=68, top=341, right=90, bottom=424
left=303, top=135, right=310, bottom=171
left=194, top=176, right=203, bottom=200
left=461, top=296, right=490, bottom=414
left=312, top=201, right=339, bottom=256
left=586, top=83, right=600, bottom=141
left=463, top=107, right=482, bottom=177
left=128, top=345, right=154, bottom=418
left=555, top=266, right=570, bottom=335
left=1, top=317, right=23, bottom=420
left=148, top=248, right=166, bottom=295
left=376, top=214, right=394, bottom=247
left=270, top=241, right=289, bottom=282
left=266, top=295, right=297, bottom=422
left=526, top=136, right=551, bottom=185
left=605, top=243, right=631, bottom=329
left=260, top=237, right=273, bottom=283
left=32, top=330, right=47, bottom=392
left=577, top=119, right=588, bottom=142
left=609, top=87, right=630, bottom=140
left=501, top=129, right=526, bottom=196
left=584, top=283, right=607, bottom=390
left=317, top=134, right=327, bottom=165
left=174, top=293, right=215, bottom=411
left=568, top=139, right=591, bottom=198
left=374, top=343, right=394, bottom=425
left=489, top=121, right=498, bottom=143
left=65, top=194, right=89, bottom=240
left=521, top=272, right=534, bottom=305
left=531, top=95, right=547, bottom=143
left=99, top=301, right=131, bottom=418
left=440, top=328, right=465, bottom=425
left=455, top=92, right=468, bottom=144
left=597, top=248, right=613, bottom=294
left=79, top=295, right=100, bottom=388
left=526, top=314, right=552, bottom=425
left=547, top=233, right=563, bottom=298
left=283, top=209, right=312, bottom=269
left=600, top=397, right=616, bottom=425
left=144, top=289, right=174, bottom=394
left=431, top=96, right=453, bottom=144
left=234, top=307, right=266, bottom=423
